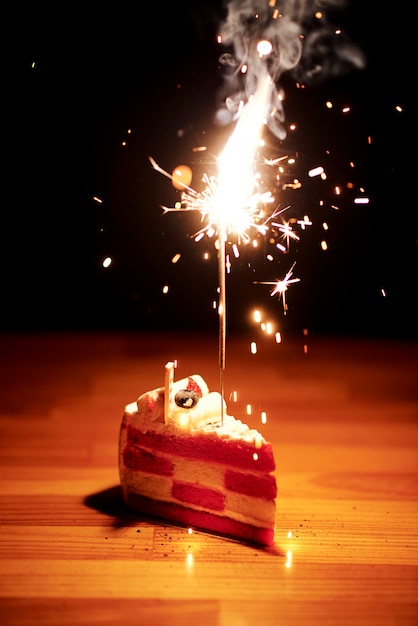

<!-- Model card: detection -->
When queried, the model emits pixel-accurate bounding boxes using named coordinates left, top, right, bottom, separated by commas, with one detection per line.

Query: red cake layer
left=224, top=469, right=277, bottom=499
left=125, top=424, right=275, bottom=472
left=123, top=445, right=175, bottom=475
left=172, top=480, right=225, bottom=511
left=126, top=492, right=275, bottom=547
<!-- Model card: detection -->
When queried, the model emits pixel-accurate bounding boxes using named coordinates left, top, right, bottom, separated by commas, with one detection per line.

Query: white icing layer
left=169, top=391, right=226, bottom=429
left=129, top=378, right=267, bottom=447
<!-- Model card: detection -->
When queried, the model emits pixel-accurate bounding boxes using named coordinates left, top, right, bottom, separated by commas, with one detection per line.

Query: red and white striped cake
left=119, top=363, right=277, bottom=546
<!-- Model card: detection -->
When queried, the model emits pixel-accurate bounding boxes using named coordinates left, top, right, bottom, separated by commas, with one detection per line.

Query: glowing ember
left=172, top=165, right=193, bottom=190
left=257, top=39, right=273, bottom=57
left=253, top=309, right=262, bottom=323
left=354, top=197, right=370, bottom=204
left=308, top=166, right=325, bottom=178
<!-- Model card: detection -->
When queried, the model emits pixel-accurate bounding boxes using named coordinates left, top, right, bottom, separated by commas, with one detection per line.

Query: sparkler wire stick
left=217, top=227, right=227, bottom=426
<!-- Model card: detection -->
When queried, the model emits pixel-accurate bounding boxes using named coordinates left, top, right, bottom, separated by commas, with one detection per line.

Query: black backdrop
left=4, top=1, right=415, bottom=338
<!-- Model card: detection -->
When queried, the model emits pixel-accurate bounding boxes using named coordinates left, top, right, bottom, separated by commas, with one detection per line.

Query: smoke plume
left=215, top=0, right=366, bottom=139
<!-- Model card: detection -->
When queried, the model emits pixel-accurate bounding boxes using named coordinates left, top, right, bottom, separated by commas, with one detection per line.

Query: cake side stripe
left=224, top=469, right=277, bottom=499
left=120, top=467, right=276, bottom=527
left=125, top=493, right=275, bottom=547
left=122, top=443, right=276, bottom=485
left=122, top=445, right=174, bottom=476
left=121, top=472, right=172, bottom=501
left=172, top=480, right=225, bottom=511
left=126, top=424, right=275, bottom=472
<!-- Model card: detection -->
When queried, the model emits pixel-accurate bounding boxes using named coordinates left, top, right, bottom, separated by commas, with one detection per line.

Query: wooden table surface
left=0, top=331, right=417, bottom=626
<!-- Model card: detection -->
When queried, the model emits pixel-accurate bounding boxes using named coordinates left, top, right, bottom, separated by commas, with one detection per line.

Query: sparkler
left=148, top=0, right=365, bottom=421
left=193, top=70, right=275, bottom=413
left=151, top=69, right=286, bottom=420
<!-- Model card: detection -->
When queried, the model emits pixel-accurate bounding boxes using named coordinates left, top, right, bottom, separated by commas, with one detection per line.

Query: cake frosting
left=119, top=362, right=277, bottom=546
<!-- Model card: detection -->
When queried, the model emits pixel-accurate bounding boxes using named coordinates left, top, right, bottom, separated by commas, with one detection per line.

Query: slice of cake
left=119, top=362, right=277, bottom=546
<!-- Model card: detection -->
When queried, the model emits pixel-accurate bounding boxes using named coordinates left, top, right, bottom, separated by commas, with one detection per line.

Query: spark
left=354, top=197, right=370, bottom=205
left=308, top=166, right=325, bottom=178
left=282, top=180, right=302, bottom=190
left=253, top=309, right=262, bottom=323
left=272, top=215, right=300, bottom=250
left=262, top=155, right=288, bottom=166
left=255, top=262, right=300, bottom=314
left=298, top=215, right=312, bottom=229
left=271, top=206, right=310, bottom=249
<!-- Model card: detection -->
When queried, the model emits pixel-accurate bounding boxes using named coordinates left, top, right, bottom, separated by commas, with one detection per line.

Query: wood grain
left=0, top=332, right=417, bottom=626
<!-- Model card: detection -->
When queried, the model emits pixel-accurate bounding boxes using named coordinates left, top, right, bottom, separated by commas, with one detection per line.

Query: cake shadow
left=84, top=484, right=141, bottom=528
left=84, top=485, right=284, bottom=555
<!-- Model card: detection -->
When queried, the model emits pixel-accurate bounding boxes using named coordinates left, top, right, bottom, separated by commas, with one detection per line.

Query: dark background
left=4, top=1, right=415, bottom=339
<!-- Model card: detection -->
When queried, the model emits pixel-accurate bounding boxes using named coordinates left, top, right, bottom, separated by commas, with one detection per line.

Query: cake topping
left=174, top=388, right=200, bottom=409
left=154, top=363, right=266, bottom=443
left=185, top=377, right=204, bottom=398
left=164, top=362, right=210, bottom=426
